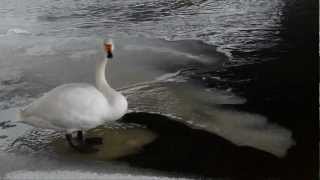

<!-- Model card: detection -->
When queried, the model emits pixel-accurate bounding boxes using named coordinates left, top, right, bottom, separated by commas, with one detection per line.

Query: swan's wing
left=21, top=83, right=109, bottom=130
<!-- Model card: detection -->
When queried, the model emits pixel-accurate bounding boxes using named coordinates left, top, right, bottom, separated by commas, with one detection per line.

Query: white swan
left=18, top=40, right=128, bottom=151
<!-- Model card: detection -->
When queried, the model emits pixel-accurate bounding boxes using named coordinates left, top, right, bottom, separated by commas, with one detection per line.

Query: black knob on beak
left=107, top=52, right=113, bottom=58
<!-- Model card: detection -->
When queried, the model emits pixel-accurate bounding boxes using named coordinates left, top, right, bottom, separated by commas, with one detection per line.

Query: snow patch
left=4, top=170, right=191, bottom=180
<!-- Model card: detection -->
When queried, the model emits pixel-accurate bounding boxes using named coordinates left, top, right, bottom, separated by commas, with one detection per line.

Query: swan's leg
left=66, top=133, right=78, bottom=149
left=75, top=130, right=103, bottom=145
left=66, top=133, right=98, bottom=153
left=76, top=131, right=84, bottom=144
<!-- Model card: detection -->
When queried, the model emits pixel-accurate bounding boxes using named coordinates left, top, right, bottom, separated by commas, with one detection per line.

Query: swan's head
left=103, top=39, right=113, bottom=59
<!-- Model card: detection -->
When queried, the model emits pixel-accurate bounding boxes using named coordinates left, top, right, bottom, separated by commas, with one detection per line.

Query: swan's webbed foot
left=65, top=131, right=101, bottom=153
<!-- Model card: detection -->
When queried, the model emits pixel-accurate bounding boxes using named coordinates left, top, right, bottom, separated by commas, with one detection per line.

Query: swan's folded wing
left=20, top=83, right=109, bottom=130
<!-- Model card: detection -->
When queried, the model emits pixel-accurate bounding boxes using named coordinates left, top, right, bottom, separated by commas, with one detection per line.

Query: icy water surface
left=0, top=35, right=294, bottom=179
left=0, top=0, right=316, bottom=179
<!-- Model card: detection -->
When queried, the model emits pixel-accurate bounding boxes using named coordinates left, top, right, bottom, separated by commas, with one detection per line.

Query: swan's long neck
left=95, top=52, right=128, bottom=118
left=96, top=57, right=114, bottom=96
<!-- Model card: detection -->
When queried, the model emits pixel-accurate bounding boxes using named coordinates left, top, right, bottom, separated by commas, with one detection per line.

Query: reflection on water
left=2, top=111, right=156, bottom=161
left=123, top=80, right=294, bottom=157
left=0, top=109, right=287, bottom=177
left=53, top=124, right=157, bottom=160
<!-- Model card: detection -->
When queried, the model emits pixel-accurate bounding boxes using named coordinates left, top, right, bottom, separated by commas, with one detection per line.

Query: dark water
left=0, top=0, right=317, bottom=179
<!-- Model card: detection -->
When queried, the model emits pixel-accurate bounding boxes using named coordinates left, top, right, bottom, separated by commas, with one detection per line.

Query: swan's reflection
left=0, top=109, right=157, bottom=160
left=52, top=122, right=157, bottom=160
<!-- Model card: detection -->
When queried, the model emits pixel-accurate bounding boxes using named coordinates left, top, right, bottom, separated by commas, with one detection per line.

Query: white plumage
left=18, top=41, right=128, bottom=135
left=20, top=83, right=109, bottom=131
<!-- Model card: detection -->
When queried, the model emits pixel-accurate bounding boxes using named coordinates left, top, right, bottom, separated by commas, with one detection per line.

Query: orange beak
left=104, top=43, right=112, bottom=54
